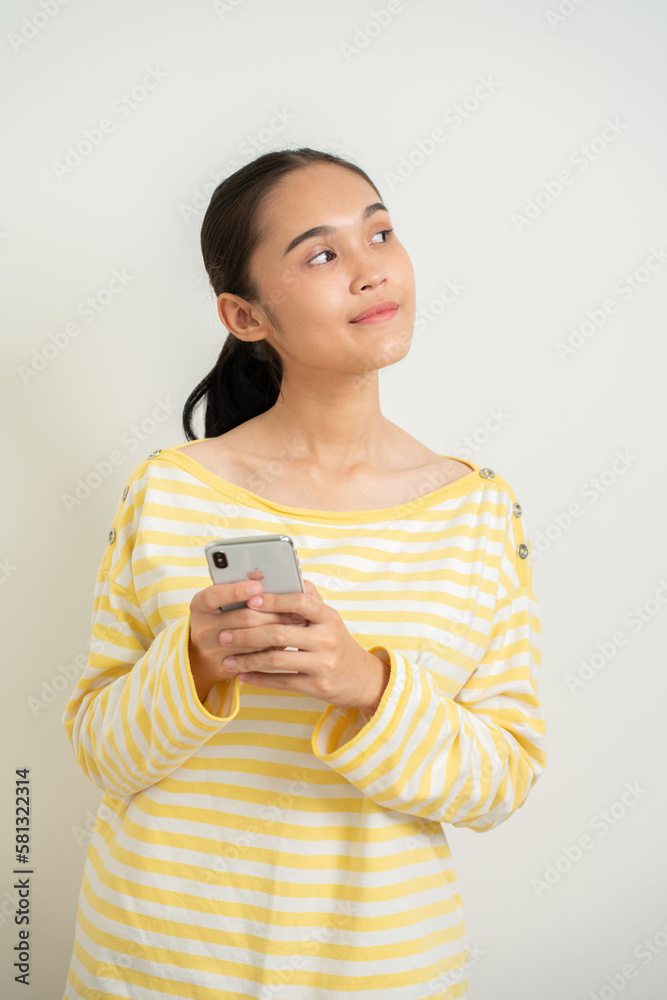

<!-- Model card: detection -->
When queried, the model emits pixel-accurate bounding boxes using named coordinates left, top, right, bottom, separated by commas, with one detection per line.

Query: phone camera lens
left=213, top=552, right=228, bottom=569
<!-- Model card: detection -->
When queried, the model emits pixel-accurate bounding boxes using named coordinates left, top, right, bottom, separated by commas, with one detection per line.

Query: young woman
left=62, top=147, right=547, bottom=1000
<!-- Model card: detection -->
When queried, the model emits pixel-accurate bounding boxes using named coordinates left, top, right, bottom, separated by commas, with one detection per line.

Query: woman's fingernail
left=223, top=657, right=236, bottom=669
left=220, top=631, right=233, bottom=643
left=248, top=595, right=263, bottom=607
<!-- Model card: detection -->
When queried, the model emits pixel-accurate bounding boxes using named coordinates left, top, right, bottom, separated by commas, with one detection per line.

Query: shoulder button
left=121, top=485, right=129, bottom=501
left=517, top=543, right=529, bottom=559
left=512, top=502, right=522, bottom=517
left=479, top=467, right=495, bottom=479
left=148, top=449, right=162, bottom=459
left=108, top=528, right=116, bottom=544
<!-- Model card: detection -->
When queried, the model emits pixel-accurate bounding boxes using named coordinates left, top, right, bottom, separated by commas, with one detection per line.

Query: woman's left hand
left=219, top=579, right=389, bottom=713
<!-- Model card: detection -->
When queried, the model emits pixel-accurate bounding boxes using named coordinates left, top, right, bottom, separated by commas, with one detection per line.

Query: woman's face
left=240, top=162, right=416, bottom=376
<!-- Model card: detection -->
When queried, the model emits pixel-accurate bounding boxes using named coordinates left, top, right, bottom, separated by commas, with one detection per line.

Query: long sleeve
left=61, top=471, right=241, bottom=800
left=311, top=485, right=547, bottom=833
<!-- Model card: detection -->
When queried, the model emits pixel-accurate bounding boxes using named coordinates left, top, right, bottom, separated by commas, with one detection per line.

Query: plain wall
left=1, top=0, right=666, bottom=996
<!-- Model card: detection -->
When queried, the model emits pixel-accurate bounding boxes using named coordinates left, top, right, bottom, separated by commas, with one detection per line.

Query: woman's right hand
left=188, top=579, right=307, bottom=700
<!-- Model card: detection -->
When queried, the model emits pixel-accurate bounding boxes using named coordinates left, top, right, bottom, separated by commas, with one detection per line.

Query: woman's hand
left=188, top=578, right=308, bottom=702
left=218, top=579, right=391, bottom=715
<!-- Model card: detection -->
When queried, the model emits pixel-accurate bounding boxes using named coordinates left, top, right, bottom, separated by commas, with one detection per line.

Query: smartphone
left=204, top=534, right=306, bottom=674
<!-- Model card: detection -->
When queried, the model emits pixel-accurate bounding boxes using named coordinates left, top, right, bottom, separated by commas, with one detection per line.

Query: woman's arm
left=311, top=489, right=547, bottom=833
left=61, top=570, right=240, bottom=800
left=61, top=468, right=240, bottom=801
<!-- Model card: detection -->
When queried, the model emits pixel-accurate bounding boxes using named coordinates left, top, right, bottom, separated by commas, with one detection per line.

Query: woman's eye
left=307, top=228, right=394, bottom=265
left=309, top=248, right=335, bottom=265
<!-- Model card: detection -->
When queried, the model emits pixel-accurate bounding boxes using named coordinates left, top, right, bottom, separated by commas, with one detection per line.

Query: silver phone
left=204, top=534, right=306, bottom=674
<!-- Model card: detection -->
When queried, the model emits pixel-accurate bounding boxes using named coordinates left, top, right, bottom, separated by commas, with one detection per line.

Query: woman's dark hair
left=182, top=147, right=383, bottom=441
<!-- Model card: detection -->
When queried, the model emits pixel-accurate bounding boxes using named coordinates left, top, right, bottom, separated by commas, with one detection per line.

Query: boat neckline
left=152, top=440, right=484, bottom=523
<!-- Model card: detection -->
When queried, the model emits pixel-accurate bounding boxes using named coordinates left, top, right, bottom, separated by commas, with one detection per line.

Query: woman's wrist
left=188, top=639, right=216, bottom=704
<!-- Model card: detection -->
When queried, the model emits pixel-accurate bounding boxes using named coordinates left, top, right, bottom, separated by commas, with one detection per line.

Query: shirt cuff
left=310, top=645, right=405, bottom=765
left=181, top=610, right=242, bottom=725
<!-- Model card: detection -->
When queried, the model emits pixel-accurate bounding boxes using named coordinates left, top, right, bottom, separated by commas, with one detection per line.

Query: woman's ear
left=217, top=292, right=264, bottom=338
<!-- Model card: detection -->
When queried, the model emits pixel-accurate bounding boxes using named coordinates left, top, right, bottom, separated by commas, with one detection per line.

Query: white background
left=1, top=0, right=666, bottom=997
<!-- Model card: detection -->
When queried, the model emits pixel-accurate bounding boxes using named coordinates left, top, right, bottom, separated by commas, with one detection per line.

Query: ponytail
left=182, top=335, right=282, bottom=440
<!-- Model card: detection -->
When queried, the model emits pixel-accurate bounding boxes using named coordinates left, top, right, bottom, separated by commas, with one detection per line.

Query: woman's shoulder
left=176, top=435, right=242, bottom=479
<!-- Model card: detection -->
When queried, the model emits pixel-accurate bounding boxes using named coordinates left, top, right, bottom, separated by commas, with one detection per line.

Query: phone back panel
left=205, top=534, right=305, bottom=612
left=205, top=535, right=305, bottom=673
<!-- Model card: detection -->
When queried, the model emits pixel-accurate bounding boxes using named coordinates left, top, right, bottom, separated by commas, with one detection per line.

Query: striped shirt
left=61, top=440, right=546, bottom=1000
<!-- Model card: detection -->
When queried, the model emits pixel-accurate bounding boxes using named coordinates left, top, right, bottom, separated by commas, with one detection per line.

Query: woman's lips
left=350, top=305, right=399, bottom=324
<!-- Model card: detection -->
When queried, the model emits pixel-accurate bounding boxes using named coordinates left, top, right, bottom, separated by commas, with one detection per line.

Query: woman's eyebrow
left=282, top=202, right=389, bottom=257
